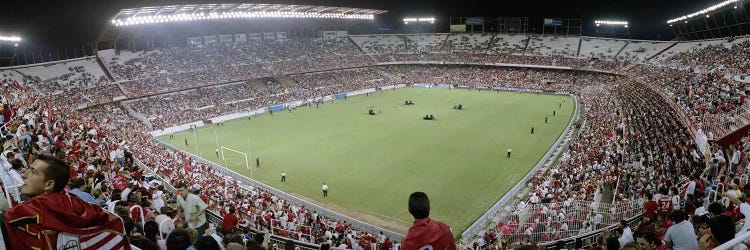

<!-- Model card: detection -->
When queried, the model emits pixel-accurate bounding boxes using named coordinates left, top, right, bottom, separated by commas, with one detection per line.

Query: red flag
left=3, top=192, right=130, bottom=250
left=12, top=80, right=20, bottom=88
left=183, top=159, right=193, bottom=172
left=112, top=174, right=128, bottom=190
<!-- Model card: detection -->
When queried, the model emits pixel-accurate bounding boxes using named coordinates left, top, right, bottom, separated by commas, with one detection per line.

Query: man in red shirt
left=657, top=189, right=673, bottom=219
left=401, top=192, right=456, bottom=250
left=221, top=206, right=239, bottom=235
left=643, top=192, right=659, bottom=221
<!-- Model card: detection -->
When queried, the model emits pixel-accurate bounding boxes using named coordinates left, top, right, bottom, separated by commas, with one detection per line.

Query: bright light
left=0, top=35, right=21, bottom=42
left=667, top=0, right=739, bottom=24
left=14, top=44, right=18, bottom=47
left=112, top=11, right=376, bottom=26
left=594, top=20, right=628, bottom=26
left=403, top=17, right=435, bottom=24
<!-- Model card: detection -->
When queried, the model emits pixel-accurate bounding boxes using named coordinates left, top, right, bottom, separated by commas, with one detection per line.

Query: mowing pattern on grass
left=159, top=87, right=574, bottom=235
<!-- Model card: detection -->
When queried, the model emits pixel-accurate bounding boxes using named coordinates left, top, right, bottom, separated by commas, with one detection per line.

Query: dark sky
left=0, top=0, right=731, bottom=51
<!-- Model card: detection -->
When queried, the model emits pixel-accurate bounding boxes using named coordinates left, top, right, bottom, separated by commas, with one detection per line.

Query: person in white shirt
left=322, top=182, right=328, bottom=197
left=617, top=220, right=634, bottom=247
left=176, top=183, right=209, bottom=236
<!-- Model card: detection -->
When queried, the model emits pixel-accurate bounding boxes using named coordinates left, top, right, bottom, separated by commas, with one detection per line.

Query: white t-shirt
left=322, top=184, right=328, bottom=191
left=177, top=193, right=208, bottom=229
left=741, top=202, right=750, bottom=233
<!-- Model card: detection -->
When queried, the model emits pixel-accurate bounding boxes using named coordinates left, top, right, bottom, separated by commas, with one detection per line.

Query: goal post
left=220, top=146, right=250, bottom=171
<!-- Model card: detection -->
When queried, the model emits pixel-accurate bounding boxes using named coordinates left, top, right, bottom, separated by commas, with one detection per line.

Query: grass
left=158, top=87, right=574, bottom=236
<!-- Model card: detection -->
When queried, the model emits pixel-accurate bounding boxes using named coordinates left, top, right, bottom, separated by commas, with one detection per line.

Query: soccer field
left=158, top=87, right=574, bottom=236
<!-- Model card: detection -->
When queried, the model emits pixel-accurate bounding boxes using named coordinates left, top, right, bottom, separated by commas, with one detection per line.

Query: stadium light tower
left=403, top=17, right=436, bottom=33
left=666, top=0, right=740, bottom=24
left=403, top=17, right=435, bottom=24
left=0, top=34, right=22, bottom=67
left=0, top=35, right=22, bottom=43
left=594, top=20, right=630, bottom=38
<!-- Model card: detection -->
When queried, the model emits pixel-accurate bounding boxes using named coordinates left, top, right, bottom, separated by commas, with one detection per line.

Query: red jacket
left=644, top=200, right=659, bottom=220
left=221, top=213, right=239, bottom=230
left=401, top=218, right=456, bottom=250
left=3, top=192, right=130, bottom=250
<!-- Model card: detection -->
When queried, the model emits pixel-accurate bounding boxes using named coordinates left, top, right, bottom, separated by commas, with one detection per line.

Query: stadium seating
left=445, top=34, right=494, bottom=51
left=487, top=34, right=529, bottom=54
left=404, top=34, right=449, bottom=53
left=578, top=37, right=627, bottom=60
left=3, top=33, right=750, bottom=249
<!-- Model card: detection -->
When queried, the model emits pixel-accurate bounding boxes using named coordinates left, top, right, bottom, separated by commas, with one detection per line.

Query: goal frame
left=220, top=146, right=251, bottom=172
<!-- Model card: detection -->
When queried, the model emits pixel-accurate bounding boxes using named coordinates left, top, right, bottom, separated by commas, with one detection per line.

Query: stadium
left=1, top=0, right=750, bottom=249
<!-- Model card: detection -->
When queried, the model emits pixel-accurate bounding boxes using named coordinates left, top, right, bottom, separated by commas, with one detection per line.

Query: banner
left=466, top=17, right=484, bottom=25
left=269, top=104, right=285, bottom=112
left=335, top=93, right=347, bottom=99
left=450, top=25, right=466, bottom=32
left=544, top=18, right=564, bottom=27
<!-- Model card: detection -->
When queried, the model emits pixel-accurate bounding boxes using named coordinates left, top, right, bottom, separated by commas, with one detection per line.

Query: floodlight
left=403, top=17, right=435, bottom=24
left=667, top=0, right=739, bottom=24
left=0, top=35, right=22, bottom=42
left=110, top=5, right=380, bottom=26
left=594, top=20, right=628, bottom=27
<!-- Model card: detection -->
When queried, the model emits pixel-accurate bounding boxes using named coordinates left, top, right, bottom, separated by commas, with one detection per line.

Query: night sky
left=0, top=0, right=730, bottom=51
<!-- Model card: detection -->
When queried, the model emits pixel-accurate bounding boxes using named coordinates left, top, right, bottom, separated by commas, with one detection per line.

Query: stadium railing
left=460, top=93, right=581, bottom=241
left=538, top=214, right=643, bottom=249
left=715, top=230, right=750, bottom=250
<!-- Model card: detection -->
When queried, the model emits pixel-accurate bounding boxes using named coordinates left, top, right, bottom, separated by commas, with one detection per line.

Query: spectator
left=167, top=229, right=193, bottom=250
left=634, top=231, right=660, bottom=250
left=195, top=235, right=222, bottom=250
left=220, top=206, right=239, bottom=235
left=3, top=155, right=128, bottom=249
left=664, top=210, right=697, bottom=250
left=69, top=177, right=98, bottom=204
left=401, top=192, right=456, bottom=250
left=176, top=183, right=209, bottom=236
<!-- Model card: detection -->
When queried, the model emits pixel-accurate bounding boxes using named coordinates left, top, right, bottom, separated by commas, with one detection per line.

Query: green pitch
left=159, top=87, right=574, bottom=236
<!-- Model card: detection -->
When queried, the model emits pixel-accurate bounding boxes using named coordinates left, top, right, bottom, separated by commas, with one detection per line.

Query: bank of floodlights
left=0, top=35, right=22, bottom=42
left=403, top=17, right=435, bottom=24
left=595, top=20, right=628, bottom=28
left=112, top=11, right=375, bottom=27
left=667, top=0, right=740, bottom=24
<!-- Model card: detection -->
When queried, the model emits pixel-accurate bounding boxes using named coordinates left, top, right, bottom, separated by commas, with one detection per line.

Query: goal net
left=220, top=146, right=250, bottom=170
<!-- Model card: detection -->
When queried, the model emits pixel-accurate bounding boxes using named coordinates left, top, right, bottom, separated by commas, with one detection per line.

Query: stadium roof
left=111, top=3, right=388, bottom=26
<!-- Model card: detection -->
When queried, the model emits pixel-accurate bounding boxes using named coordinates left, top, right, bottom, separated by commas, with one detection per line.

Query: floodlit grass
left=159, top=87, right=574, bottom=236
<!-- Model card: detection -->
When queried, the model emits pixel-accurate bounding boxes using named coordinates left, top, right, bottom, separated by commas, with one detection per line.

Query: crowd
left=662, top=39, right=750, bottom=76
left=633, top=59, right=749, bottom=137
left=127, top=65, right=618, bottom=129
left=3, top=35, right=750, bottom=250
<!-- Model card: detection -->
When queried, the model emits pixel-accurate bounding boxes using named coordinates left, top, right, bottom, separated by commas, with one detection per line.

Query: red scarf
left=4, top=192, right=130, bottom=250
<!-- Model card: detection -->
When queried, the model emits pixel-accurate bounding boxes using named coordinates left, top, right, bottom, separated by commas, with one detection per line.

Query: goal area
left=220, top=146, right=250, bottom=170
